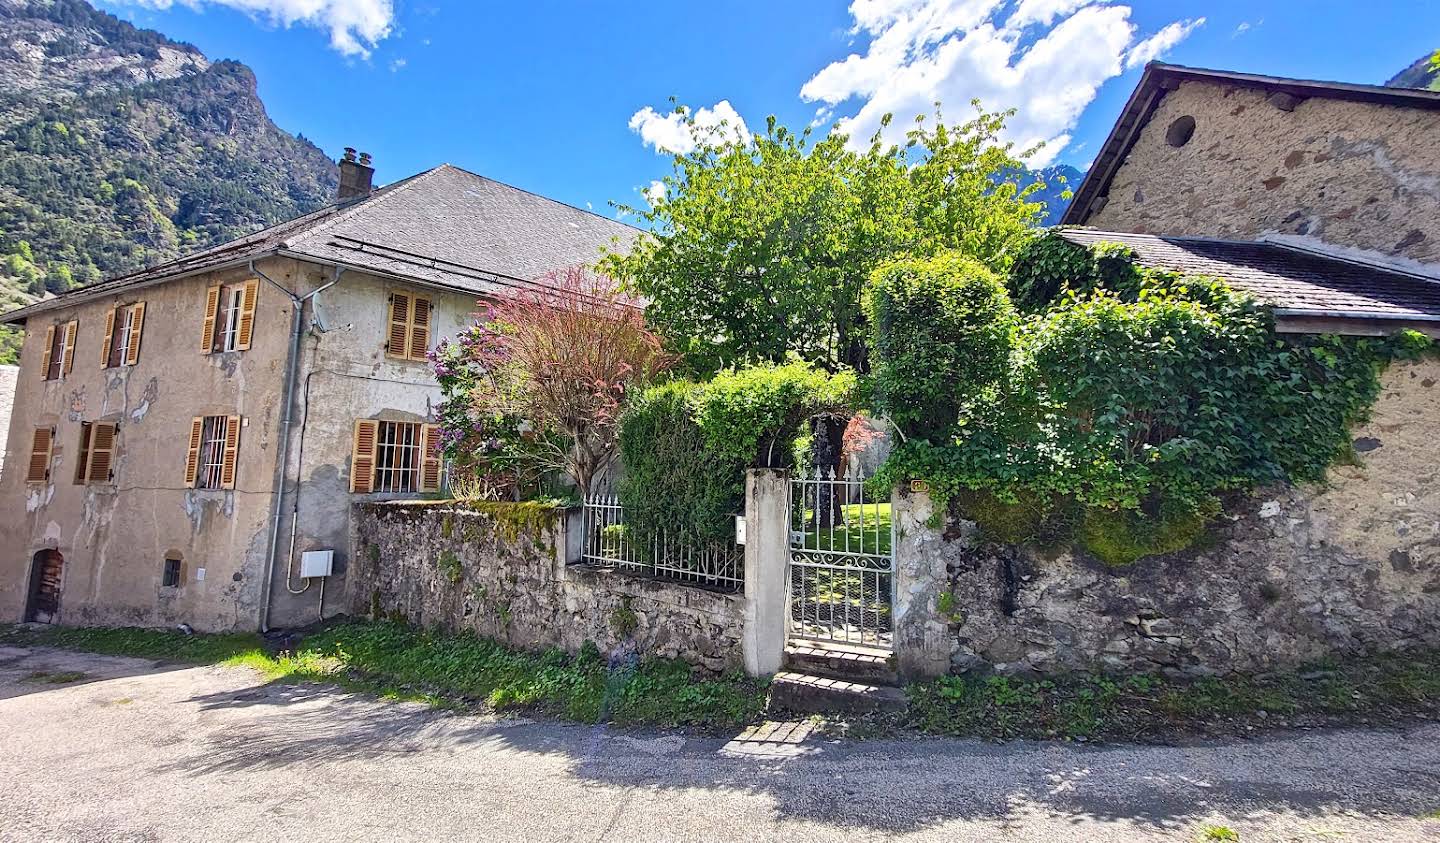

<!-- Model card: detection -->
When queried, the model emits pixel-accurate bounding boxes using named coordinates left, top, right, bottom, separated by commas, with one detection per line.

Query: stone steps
left=769, top=671, right=909, bottom=715
left=783, top=641, right=898, bottom=685
left=769, top=642, right=906, bottom=715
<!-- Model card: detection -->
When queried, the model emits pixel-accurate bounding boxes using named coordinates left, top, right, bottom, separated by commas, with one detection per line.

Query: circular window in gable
left=1165, top=115, right=1196, bottom=147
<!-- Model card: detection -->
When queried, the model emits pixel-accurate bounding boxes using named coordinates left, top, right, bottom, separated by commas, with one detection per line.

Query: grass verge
left=6, top=621, right=1438, bottom=740
left=903, top=651, right=1440, bottom=741
left=1, top=621, right=769, bottom=732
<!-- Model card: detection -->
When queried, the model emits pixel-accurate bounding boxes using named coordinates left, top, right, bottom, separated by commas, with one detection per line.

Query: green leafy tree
left=601, top=105, right=1047, bottom=375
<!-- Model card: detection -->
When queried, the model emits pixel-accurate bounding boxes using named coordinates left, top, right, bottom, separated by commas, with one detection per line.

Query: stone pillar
left=743, top=469, right=789, bottom=677
left=891, top=485, right=951, bottom=679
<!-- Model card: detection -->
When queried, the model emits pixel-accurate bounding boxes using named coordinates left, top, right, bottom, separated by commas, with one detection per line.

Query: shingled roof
left=3, top=164, right=642, bottom=324
left=1058, top=228, right=1440, bottom=331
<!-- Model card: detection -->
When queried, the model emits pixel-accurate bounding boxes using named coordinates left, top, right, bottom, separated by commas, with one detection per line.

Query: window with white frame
left=216, top=286, right=245, bottom=352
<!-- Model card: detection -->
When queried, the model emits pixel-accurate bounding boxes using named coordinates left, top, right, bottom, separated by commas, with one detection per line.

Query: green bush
left=1006, top=229, right=1144, bottom=312
left=692, top=362, right=856, bottom=468
left=865, top=253, right=1016, bottom=441
left=874, top=235, right=1435, bottom=565
left=618, top=381, right=745, bottom=544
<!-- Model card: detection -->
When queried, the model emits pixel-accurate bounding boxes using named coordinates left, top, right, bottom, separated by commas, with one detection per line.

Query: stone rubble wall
left=347, top=501, right=745, bottom=672
left=893, top=359, right=1440, bottom=677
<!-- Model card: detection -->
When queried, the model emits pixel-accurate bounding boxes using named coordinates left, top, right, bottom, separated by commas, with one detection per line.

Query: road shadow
left=0, top=645, right=194, bottom=700
left=164, top=675, right=1440, bottom=835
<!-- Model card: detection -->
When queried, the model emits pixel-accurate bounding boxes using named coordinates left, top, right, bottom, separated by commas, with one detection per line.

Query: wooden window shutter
left=88, top=423, right=116, bottom=484
left=387, top=293, right=411, bottom=358
left=408, top=296, right=432, bottom=360
left=200, top=284, right=221, bottom=353
left=61, top=320, right=78, bottom=376
left=74, top=423, right=93, bottom=484
left=184, top=417, right=204, bottom=486
left=100, top=307, right=116, bottom=366
left=124, top=302, right=145, bottom=365
left=220, top=415, right=241, bottom=490
left=350, top=419, right=378, bottom=493
left=419, top=423, right=442, bottom=492
left=40, top=325, right=54, bottom=377
left=26, top=427, right=52, bottom=483
left=235, top=278, right=259, bottom=351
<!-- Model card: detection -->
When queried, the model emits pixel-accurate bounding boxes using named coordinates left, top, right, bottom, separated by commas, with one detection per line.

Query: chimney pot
left=337, top=147, right=374, bottom=201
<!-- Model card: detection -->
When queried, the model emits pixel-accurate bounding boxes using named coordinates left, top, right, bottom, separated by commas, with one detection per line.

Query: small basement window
left=162, top=555, right=183, bottom=588
left=1165, top=115, right=1196, bottom=148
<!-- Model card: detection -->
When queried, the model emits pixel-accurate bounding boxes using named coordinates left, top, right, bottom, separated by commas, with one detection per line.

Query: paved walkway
left=2, top=645, right=1439, bottom=842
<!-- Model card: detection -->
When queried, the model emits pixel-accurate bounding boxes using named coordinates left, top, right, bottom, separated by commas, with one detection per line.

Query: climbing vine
left=872, top=232, right=1434, bottom=565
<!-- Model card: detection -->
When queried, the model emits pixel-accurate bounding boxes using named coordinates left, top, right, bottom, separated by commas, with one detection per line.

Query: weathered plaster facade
left=893, top=358, right=1440, bottom=677
left=266, top=271, right=476, bottom=629
left=349, top=502, right=746, bottom=671
left=0, top=257, right=301, bottom=629
left=0, top=256, right=480, bottom=632
left=1087, top=80, right=1440, bottom=264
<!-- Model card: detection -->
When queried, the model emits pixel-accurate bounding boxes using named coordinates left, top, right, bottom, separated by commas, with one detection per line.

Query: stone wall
left=347, top=501, right=746, bottom=671
left=1087, top=79, right=1440, bottom=266
left=893, top=358, right=1440, bottom=677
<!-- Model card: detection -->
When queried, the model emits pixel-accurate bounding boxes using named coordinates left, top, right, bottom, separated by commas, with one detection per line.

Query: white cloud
left=117, top=0, right=394, bottom=58
left=388, top=57, right=406, bottom=72
left=1125, top=18, right=1205, bottom=70
left=642, top=180, right=667, bottom=207
left=801, top=1, right=1202, bottom=166
left=1008, top=0, right=1094, bottom=30
left=1232, top=19, right=1261, bottom=38
left=628, top=100, right=751, bottom=156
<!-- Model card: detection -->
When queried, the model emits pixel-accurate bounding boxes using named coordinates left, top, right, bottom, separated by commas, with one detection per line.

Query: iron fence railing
left=579, top=495, right=743, bottom=592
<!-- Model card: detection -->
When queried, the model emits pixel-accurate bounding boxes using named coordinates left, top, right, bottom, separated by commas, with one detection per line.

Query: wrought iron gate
left=788, top=467, right=894, bottom=650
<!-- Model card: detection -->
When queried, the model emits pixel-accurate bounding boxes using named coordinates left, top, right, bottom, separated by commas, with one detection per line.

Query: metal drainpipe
left=254, top=261, right=342, bottom=633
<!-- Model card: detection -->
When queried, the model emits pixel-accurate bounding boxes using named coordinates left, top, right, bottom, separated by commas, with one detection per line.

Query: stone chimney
left=338, top=147, right=375, bottom=200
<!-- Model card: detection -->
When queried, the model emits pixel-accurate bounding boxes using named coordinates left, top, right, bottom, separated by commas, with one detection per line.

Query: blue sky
left=97, top=1, right=1439, bottom=219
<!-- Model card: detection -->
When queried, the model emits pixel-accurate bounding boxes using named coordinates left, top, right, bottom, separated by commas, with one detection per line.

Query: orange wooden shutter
left=408, top=296, right=432, bottom=360
left=184, top=417, right=204, bottom=486
left=100, top=307, right=116, bottom=366
left=61, top=320, right=77, bottom=376
left=200, top=284, right=221, bottom=353
left=124, top=302, right=145, bottom=365
left=419, top=423, right=442, bottom=492
left=40, top=325, right=54, bottom=377
left=220, top=415, right=241, bottom=490
left=350, top=419, right=378, bottom=493
left=387, top=293, right=410, bottom=358
left=74, top=423, right=93, bottom=484
left=26, top=427, right=52, bottom=483
left=86, top=423, right=116, bottom=484
left=235, top=278, right=259, bottom=351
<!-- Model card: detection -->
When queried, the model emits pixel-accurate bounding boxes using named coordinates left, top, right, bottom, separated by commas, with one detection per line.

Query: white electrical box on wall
left=300, top=550, right=334, bottom=578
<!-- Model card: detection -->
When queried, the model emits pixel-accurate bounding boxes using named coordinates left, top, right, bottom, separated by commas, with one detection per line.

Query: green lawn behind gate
left=799, top=502, right=892, bottom=556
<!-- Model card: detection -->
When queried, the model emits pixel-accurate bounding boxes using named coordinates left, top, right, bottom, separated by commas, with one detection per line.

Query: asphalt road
left=2, top=645, right=1439, bottom=842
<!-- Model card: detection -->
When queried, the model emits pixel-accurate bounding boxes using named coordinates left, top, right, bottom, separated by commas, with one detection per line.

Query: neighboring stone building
left=0, top=151, right=637, bottom=631
left=1064, top=63, right=1440, bottom=268
left=0, top=365, right=16, bottom=476
left=890, top=63, right=1440, bottom=677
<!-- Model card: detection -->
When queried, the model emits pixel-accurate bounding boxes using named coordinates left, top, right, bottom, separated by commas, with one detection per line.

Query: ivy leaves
left=871, top=239, right=1434, bottom=563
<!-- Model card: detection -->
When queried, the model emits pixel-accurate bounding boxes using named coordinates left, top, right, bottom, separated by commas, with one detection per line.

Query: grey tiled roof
left=3, top=165, right=641, bottom=323
left=1058, top=229, right=1440, bottom=321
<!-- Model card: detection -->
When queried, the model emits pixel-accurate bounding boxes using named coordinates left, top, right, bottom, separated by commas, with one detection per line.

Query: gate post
left=743, top=469, right=789, bottom=677
left=891, top=484, right=951, bottom=679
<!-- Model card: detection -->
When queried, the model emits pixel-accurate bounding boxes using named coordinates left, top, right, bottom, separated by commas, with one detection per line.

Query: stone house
left=887, top=63, right=1440, bottom=677
left=0, top=151, right=637, bottom=631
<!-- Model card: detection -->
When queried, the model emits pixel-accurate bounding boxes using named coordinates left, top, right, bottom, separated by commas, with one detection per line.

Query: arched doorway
left=25, top=549, right=63, bottom=624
